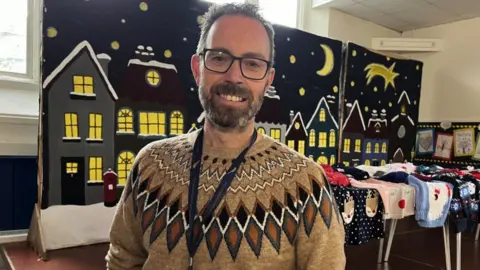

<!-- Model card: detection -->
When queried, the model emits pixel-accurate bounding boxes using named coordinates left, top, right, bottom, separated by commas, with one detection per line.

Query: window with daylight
left=270, top=128, right=281, bottom=141
left=139, top=112, right=166, bottom=136
left=298, top=140, right=305, bottom=155
left=64, top=113, right=79, bottom=139
left=343, top=139, right=350, bottom=153
left=258, top=0, right=298, bottom=28
left=118, top=108, right=134, bottom=133
left=118, top=151, right=135, bottom=186
left=88, top=113, right=103, bottom=140
left=170, top=111, right=184, bottom=135
left=66, top=162, right=78, bottom=174
left=89, top=157, right=103, bottom=183
left=318, top=132, right=327, bottom=148
left=0, top=0, right=28, bottom=75
left=317, top=156, right=328, bottom=165
left=257, top=127, right=266, bottom=135
left=329, top=130, right=335, bottom=147
left=309, top=129, right=315, bottom=147
left=319, top=108, right=326, bottom=122
left=146, top=70, right=161, bottom=87
left=72, top=75, right=94, bottom=95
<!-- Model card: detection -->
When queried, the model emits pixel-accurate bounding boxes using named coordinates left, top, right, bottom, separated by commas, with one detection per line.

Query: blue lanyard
left=187, top=128, right=258, bottom=269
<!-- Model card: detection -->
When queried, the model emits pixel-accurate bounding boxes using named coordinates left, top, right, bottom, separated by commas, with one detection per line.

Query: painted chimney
left=135, top=45, right=155, bottom=62
left=289, top=110, right=295, bottom=125
left=96, top=53, right=111, bottom=75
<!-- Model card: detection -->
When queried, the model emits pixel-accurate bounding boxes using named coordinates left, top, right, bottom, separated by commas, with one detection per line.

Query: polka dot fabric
left=332, top=185, right=385, bottom=245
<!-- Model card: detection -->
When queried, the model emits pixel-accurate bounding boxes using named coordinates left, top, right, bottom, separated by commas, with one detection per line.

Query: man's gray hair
left=196, top=3, right=275, bottom=65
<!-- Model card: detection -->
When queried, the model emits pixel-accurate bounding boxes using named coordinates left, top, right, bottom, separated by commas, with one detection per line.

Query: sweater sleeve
left=106, top=160, right=148, bottom=270
left=295, top=167, right=346, bottom=270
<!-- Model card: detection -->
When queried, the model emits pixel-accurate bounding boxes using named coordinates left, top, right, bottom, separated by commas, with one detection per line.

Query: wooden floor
left=1, top=218, right=479, bottom=270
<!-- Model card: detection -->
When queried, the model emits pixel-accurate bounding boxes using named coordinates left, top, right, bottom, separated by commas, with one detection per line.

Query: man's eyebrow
left=209, top=47, right=267, bottom=60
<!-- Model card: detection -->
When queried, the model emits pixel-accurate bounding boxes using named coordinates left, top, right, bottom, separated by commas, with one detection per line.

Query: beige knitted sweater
left=106, top=131, right=346, bottom=269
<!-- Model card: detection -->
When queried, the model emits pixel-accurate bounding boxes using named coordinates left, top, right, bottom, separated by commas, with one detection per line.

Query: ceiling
left=313, top=0, right=480, bottom=32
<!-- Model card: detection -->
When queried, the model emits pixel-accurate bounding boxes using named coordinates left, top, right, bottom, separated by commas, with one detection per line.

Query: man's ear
left=191, top=54, right=201, bottom=86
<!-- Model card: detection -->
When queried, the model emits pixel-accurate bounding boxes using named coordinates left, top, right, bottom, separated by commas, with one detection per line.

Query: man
left=106, top=3, right=346, bottom=270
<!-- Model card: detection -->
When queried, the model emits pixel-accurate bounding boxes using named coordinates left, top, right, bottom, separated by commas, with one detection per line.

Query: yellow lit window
left=318, top=132, right=327, bottom=148
left=381, top=160, right=386, bottom=166
left=329, top=130, right=335, bottom=147
left=170, top=111, right=184, bottom=135
left=89, top=157, right=103, bottom=182
left=365, top=159, right=371, bottom=165
left=270, top=128, right=281, bottom=141
left=317, top=156, right=328, bottom=164
left=288, top=140, right=295, bottom=149
left=66, top=162, right=78, bottom=174
left=319, top=108, right=326, bottom=122
left=375, top=143, right=380, bottom=153
left=401, top=104, right=406, bottom=114
left=118, top=109, right=134, bottom=133
left=257, top=127, right=266, bottom=134
left=343, top=161, right=350, bottom=166
left=146, top=70, right=161, bottom=87
left=298, top=140, right=305, bottom=155
left=355, top=139, right=361, bottom=152
left=139, top=112, right=166, bottom=135
left=382, top=142, right=387, bottom=153
left=64, top=113, right=79, bottom=138
left=330, top=155, right=335, bottom=165
left=309, top=130, right=315, bottom=147
left=88, top=113, right=102, bottom=140
left=343, top=139, right=350, bottom=153
left=73, top=75, right=94, bottom=94
left=366, top=142, right=372, bottom=153
left=118, top=151, right=135, bottom=186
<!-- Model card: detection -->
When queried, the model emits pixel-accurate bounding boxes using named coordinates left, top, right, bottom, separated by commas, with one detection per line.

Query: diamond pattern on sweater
left=245, top=217, right=263, bottom=258
left=166, top=214, right=184, bottom=252
left=264, top=215, right=282, bottom=253
left=225, top=218, right=243, bottom=260
left=205, top=219, right=222, bottom=260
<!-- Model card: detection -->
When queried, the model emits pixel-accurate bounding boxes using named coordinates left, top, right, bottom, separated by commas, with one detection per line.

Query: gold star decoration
left=364, top=62, right=399, bottom=91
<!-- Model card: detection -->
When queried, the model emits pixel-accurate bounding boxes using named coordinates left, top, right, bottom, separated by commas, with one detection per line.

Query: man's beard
left=198, top=82, right=264, bottom=131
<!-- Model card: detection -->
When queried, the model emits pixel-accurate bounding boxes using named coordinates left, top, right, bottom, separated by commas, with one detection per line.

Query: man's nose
left=224, top=59, right=244, bottom=84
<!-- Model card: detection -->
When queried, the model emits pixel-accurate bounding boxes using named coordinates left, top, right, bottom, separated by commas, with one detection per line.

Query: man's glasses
left=199, top=49, right=271, bottom=80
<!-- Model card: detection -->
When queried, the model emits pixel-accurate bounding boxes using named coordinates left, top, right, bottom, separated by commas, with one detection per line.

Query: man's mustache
left=211, top=83, right=252, bottom=101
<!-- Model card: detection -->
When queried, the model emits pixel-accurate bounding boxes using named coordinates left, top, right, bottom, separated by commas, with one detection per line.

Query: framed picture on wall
left=453, top=128, right=476, bottom=157
left=415, top=128, right=435, bottom=155
left=472, top=134, right=480, bottom=161
left=432, top=132, right=453, bottom=160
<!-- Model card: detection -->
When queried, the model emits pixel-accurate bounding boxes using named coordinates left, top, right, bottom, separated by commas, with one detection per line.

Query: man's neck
left=203, top=120, right=258, bottom=149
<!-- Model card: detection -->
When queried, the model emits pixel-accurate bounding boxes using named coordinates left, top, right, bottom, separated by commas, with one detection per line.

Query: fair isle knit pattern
left=107, top=131, right=346, bottom=270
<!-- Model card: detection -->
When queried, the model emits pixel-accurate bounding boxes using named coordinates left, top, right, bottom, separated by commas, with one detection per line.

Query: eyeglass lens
left=204, top=50, right=268, bottom=79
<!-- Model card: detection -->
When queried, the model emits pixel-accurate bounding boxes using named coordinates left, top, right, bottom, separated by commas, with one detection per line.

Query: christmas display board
left=339, top=42, right=423, bottom=166
left=413, top=122, right=480, bottom=167
left=31, top=0, right=345, bottom=256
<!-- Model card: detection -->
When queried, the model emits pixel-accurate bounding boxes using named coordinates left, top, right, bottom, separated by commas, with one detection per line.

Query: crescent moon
left=317, top=44, right=334, bottom=76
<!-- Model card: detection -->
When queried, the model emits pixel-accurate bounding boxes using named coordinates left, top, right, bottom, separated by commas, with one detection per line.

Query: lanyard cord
left=187, top=128, right=258, bottom=268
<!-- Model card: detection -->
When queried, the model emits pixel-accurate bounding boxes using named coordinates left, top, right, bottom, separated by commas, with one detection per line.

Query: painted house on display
left=305, top=95, right=339, bottom=165
left=114, top=45, right=189, bottom=187
left=255, top=86, right=287, bottom=143
left=341, top=100, right=366, bottom=166
left=41, top=40, right=117, bottom=208
left=388, top=90, right=416, bottom=162
left=362, top=109, right=389, bottom=166
left=285, top=111, right=308, bottom=156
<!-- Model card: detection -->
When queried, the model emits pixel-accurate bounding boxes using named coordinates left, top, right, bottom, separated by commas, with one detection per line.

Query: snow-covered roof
left=285, top=111, right=308, bottom=137
left=391, top=115, right=415, bottom=125
left=305, top=96, right=339, bottom=130
left=397, top=90, right=411, bottom=104
left=96, top=53, right=111, bottom=60
left=127, top=59, right=177, bottom=73
left=342, top=100, right=366, bottom=131
left=42, top=40, right=118, bottom=100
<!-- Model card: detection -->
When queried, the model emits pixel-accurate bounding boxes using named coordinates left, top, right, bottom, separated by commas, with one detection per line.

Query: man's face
left=191, top=15, right=275, bottom=130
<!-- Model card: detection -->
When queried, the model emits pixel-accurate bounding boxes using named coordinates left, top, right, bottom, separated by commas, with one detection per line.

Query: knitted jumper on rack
left=106, top=131, right=346, bottom=270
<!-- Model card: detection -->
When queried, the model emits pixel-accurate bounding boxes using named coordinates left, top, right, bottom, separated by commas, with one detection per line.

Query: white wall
left=402, top=17, right=480, bottom=122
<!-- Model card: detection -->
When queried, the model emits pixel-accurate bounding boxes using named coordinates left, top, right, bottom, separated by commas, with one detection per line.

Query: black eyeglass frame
left=199, top=48, right=272, bottom=80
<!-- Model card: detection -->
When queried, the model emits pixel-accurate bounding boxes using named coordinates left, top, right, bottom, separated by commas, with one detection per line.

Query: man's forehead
left=206, top=15, right=270, bottom=58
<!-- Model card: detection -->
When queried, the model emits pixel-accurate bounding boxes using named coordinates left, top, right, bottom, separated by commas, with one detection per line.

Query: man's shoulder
left=135, top=133, right=195, bottom=165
